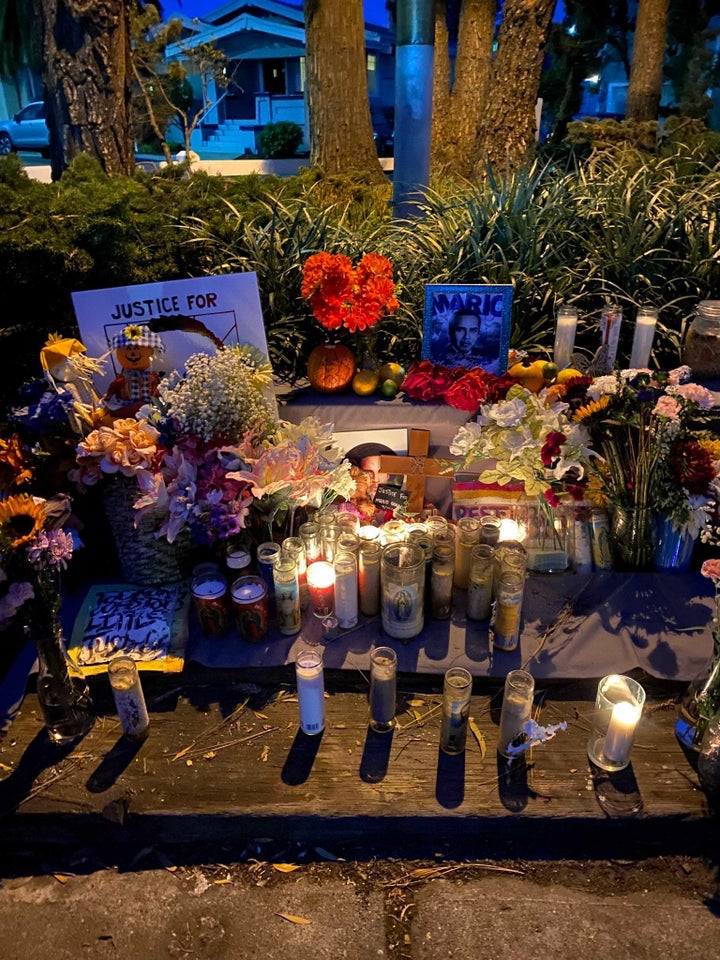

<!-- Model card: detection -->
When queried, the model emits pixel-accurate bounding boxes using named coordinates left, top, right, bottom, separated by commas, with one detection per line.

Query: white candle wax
left=629, top=311, right=657, bottom=369
left=603, top=700, right=639, bottom=762
left=296, top=662, right=325, bottom=735
left=553, top=309, right=578, bottom=369
left=334, top=564, right=358, bottom=629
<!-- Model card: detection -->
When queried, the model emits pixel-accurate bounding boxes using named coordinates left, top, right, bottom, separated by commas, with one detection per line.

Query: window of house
left=367, top=53, right=377, bottom=95
left=300, top=56, right=306, bottom=93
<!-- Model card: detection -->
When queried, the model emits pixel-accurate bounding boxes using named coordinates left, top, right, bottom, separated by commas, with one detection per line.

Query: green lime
left=380, top=378, right=400, bottom=398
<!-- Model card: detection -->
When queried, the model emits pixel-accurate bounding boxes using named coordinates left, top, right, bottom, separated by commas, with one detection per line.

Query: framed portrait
left=421, top=284, right=513, bottom=375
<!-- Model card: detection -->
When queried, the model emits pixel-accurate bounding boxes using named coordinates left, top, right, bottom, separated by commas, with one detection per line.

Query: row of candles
left=190, top=511, right=532, bottom=649
left=295, top=649, right=645, bottom=771
left=553, top=303, right=657, bottom=371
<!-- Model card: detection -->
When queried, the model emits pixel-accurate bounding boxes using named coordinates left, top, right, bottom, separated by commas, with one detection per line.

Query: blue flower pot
left=653, top=514, right=698, bottom=572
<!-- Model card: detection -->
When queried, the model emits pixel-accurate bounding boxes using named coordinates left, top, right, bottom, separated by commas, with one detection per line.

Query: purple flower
left=27, top=529, right=74, bottom=570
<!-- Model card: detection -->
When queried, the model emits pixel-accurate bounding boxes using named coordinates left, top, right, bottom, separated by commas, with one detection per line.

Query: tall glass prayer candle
left=369, top=646, right=397, bottom=732
left=282, top=536, right=308, bottom=606
left=425, top=515, right=448, bottom=542
left=273, top=557, right=301, bottom=636
left=295, top=649, right=325, bottom=735
left=319, top=521, right=340, bottom=563
left=498, top=669, right=535, bottom=758
left=553, top=305, right=579, bottom=370
left=191, top=572, right=230, bottom=636
left=430, top=543, right=454, bottom=620
left=381, top=542, right=425, bottom=640
left=334, top=552, right=358, bottom=629
left=226, top=545, right=251, bottom=576
left=467, top=544, right=495, bottom=621
left=359, top=539, right=382, bottom=616
left=256, top=541, right=280, bottom=617
left=439, top=666, right=473, bottom=754
left=587, top=674, right=645, bottom=771
left=382, top=519, right=407, bottom=544
left=478, top=515, right=501, bottom=547
left=599, top=303, right=623, bottom=371
left=454, top=517, right=481, bottom=589
left=629, top=305, right=658, bottom=369
left=230, top=575, right=269, bottom=642
left=358, top=524, right=381, bottom=542
left=337, top=531, right=360, bottom=557
left=108, top=656, right=149, bottom=741
left=414, top=534, right=434, bottom=613
left=306, top=560, right=335, bottom=619
left=299, top=520, right=321, bottom=563
left=336, top=512, right=360, bottom=535
left=490, top=571, right=525, bottom=651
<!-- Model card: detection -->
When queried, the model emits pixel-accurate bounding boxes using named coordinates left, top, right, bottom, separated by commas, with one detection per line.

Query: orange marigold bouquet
left=301, top=252, right=399, bottom=333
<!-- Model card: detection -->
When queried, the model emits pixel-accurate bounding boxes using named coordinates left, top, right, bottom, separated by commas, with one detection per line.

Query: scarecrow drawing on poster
left=104, top=323, right=165, bottom=418
left=422, top=284, right=513, bottom=376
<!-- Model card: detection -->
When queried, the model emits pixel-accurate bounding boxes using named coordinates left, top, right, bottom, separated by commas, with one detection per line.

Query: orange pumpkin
left=307, top=344, right=356, bottom=393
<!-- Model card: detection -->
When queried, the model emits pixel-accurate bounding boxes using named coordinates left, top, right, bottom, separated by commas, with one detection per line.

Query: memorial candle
left=306, top=560, right=335, bottom=619
left=629, top=306, right=657, bottom=369
left=295, top=649, right=325, bottom=735
left=553, top=305, right=578, bottom=370
left=603, top=700, right=640, bottom=763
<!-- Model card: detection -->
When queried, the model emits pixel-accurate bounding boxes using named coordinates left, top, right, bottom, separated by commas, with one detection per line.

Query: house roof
left=165, top=0, right=394, bottom=57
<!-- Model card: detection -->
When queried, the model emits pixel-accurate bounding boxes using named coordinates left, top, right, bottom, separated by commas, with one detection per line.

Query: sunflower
left=0, top=435, right=33, bottom=490
left=124, top=323, right=144, bottom=340
left=0, top=495, right=46, bottom=549
left=573, top=395, right=611, bottom=423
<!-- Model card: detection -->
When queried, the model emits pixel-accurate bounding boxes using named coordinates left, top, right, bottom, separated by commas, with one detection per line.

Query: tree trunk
left=432, top=0, right=496, bottom=179
left=39, top=0, right=134, bottom=180
left=474, top=0, right=556, bottom=177
left=626, top=0, right=670, bottom=121
left=304, top=0, right=385, bottom=178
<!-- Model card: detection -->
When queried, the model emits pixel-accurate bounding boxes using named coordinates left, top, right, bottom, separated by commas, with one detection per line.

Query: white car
left=0, top=100, right=50, bottom=157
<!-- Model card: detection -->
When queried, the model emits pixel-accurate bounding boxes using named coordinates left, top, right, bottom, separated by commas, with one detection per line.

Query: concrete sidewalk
left=1, top=859, right=718, bottom=960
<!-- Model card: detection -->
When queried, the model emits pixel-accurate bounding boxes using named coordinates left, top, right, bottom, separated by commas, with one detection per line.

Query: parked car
left=0, top=100, right=50, bottom=157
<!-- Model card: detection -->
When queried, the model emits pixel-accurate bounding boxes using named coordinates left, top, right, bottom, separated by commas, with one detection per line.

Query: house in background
left=164, top=0, right=395, bottom=158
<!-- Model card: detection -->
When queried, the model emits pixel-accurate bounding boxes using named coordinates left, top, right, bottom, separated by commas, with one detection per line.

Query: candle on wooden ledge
left=587, top=674, right=646, bottom=771
left=553, top=305, right=579, bottom=370
left=629, top=306, right=658, bottom=369
left=603, top=700, right=641, bottom=763
left=306, top=560, right=335, bottom=619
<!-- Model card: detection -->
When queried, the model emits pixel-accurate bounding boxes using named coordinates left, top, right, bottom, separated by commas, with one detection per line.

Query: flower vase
left=652, top=514, right=698, bottom=572
left=675, top=655, right=720, bottom=753
left=609, top=505, right=654, bottom=571
left=32, top=621, right=94, bottom=743
left=103, top=476, right=194, bottom=585
left=698, top=710, right=720, bottom=800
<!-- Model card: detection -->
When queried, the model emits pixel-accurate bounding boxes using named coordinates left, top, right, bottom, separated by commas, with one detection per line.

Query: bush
left=256, top=121, right=304, bottom=159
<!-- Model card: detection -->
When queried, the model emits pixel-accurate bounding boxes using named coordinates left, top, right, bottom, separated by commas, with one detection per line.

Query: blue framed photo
left=422, top=284, right=513, bottom=375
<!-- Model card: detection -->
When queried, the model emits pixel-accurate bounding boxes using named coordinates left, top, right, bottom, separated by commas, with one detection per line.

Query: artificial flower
left=0, top=495, right=46, bottom=549
left=301, top=252, right=398, bottom=333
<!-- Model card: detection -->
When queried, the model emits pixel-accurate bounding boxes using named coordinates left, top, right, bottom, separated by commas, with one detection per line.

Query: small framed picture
left=422, top=284, right=513, bottom=375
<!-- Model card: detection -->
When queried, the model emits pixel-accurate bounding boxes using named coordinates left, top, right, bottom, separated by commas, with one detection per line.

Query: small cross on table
left=378, top=428, right=455, bottom=515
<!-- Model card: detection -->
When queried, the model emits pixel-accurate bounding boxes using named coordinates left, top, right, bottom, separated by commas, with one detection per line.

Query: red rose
left=402, top=360, right=446, bottom=401
left=541, top=431, right=566, bottom=467
left=445, top=370, right=490, bottom=412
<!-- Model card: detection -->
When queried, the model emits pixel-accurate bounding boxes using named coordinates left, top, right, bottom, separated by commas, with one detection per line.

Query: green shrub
left=256, top=121, right=304, bottom=159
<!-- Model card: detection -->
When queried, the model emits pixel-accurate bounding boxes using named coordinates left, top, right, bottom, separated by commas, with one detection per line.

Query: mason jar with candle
left=381, top=542, right=425, bottom=640
left=273, top=556, right=301, bottom=636
left=430, top=543, right=454, bottom=620
left=359, top=539, right=382, bottom=616
left=682, top=300, right=720, bottom=378
left=587, top=674, right=646, bottom=771
left=334, top=551, right=358, bottom=629
left=490, top=571, right=525, bottom=651
left=295, top=648, right=325, bottom=735
left=553, top=304, right=579, bottom=371
left=306, top=560, right=335, bottom=619
left=498, top=669, right=535, bottom=759
left=467, top=544, right=495, bottom=621
left=369, top=646, right=397, bottom=733
left=454, top=516, right=481, bottom=589
left=299, top=520, right=321, bottom=564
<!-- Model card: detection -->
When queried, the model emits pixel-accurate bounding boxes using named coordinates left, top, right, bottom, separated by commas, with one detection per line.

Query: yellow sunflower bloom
left=124, top=324, right=144, bottom=340
left=0, top=495, right=46, bottom=549
left=698, top=438, right=720, bottom=461
left=573, top=395, right=611, bottom=423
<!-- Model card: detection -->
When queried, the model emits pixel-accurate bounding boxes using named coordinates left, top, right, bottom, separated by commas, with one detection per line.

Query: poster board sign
left=71, top=273, right=268, bottom=393
left=422, top=284, right=513, bottom=375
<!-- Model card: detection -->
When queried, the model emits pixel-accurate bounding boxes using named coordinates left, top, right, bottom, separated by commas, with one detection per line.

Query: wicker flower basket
left=102, top=476, right=194, bottom=586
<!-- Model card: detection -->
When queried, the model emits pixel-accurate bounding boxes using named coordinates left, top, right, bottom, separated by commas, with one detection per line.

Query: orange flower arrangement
left=301, top=252, right=398, bottom=333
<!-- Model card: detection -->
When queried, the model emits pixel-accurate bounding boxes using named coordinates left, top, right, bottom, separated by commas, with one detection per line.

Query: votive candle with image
left=273, top=557, right=301, bottom=636
left=306, top=560, right=335, bottom=619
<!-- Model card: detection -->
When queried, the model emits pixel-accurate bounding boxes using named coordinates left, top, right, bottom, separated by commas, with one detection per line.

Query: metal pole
left=392, top=0, right=435, bottom=221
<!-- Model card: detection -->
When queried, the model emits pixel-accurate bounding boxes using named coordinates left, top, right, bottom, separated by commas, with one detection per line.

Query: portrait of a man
left=422, top=284, right=513, bottom=375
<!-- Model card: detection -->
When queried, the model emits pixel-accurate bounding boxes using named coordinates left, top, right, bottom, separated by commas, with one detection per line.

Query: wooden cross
left=378, top=428, right=455, bottom=514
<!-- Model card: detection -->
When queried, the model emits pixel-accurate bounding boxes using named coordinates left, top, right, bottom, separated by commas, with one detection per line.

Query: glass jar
left=299, top=521, right=321, bottom=563
left=306, top=560, right=335, bottom=619
left=439, top=666, right=473, bottom=754
left=382, top=519, right=407, bottom=544
left=273, top=557, right=301, bottom=636
left=587, top=674, right=646, bottom=772
left=359, top=540, right=382, bottom=616
left=369, top=646, right=397, bottom=732
left=454, top=517, right=481, bottom=589
left=334, top=552, right=358, bottom=629
left=336, top=512, right=360, bottom=535
left=478, top=515, right=502, bottom=547
left=296, top=649, right=325, bottom=735
left=490, top=571, right=525, bottom=651
left=430, top=543, right=454, bottom=619
left=320, top=521, right=340, bottom=563
left=191, top=572, right=230, bottom=636
left=381, top=542, right=425, bottom=640
left=682, top=300, right=720, bottom=379
left=230, top=575, right=269, bottom=642
left=256, top=541, right=281, bottom=615
left=108, top=656, right=149, bottom=741
left=553, top=304, right=579, bottom=370
left=498, top=669, right=534, bottom=759
left=467, top=544, right=495, bottom=621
